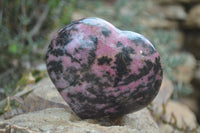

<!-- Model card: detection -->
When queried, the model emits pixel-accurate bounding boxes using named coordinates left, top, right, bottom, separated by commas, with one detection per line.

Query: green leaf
left=8, top=44, right=17, bottom=54
left=17, top=74, right=26, bottom=87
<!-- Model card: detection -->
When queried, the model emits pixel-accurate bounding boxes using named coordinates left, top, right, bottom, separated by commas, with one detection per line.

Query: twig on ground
left=0, top=86, right=34, bottom=113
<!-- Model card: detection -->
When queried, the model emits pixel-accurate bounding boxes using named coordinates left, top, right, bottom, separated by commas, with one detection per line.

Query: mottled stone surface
left=46, top=17, right=163, bottom=119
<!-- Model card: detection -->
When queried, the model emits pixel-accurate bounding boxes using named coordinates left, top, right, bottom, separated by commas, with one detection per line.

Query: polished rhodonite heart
left=46, top=17, right=163, bottom=119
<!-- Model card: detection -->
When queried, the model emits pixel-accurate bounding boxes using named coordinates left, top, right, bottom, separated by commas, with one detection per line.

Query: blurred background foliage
left=0, top=0, right=196, bottom=106
left=0, top=0, right=76, bottom=96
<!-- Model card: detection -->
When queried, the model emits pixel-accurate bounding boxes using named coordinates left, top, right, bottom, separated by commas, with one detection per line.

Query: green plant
left=0, top=0, right=76, bottom=95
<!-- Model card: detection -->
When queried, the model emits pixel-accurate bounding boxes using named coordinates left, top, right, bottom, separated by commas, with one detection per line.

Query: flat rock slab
left=0, top=108, right=159, bottom=133
left=0, top=108, right=138, bottom=133
left=0, top=77, right=159, bottom=133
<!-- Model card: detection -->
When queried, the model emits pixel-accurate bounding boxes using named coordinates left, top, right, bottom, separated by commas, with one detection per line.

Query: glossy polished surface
left=46, top=17, right=163, bottom=119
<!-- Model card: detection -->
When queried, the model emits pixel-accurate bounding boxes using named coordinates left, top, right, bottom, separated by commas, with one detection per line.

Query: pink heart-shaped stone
left=46, top=17, right=163, bottom=119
